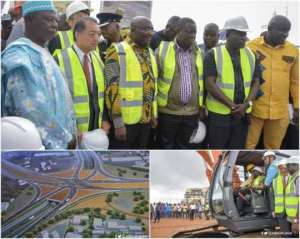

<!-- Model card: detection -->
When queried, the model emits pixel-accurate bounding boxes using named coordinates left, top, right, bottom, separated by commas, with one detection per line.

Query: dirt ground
left=68, top=189, right=98, bottom=204
left=151, top=218, right=217, bottom=238
left=48, top=188, right=70, bottom=201
left=89, top=173, right=108, bottom=180
left=48, top=168, right=76, bottom=178
left=39, top=185, right=59, bottom=196
left=71, top=192, right=111, bottom=211
left=79, top=169, right=94, bottom=179
left=91, top=181, right=149, bottom=190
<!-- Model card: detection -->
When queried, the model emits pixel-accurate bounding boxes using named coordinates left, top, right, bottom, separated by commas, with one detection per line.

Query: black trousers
left=276, top=214, right=292, bottom=238
left=190, top=209, right=195, bottom=220
left=157, top=112, right=198, bottom=149
left=208, top=112, right=249, bottom=149
left=109, top=123, right=151, bottom=149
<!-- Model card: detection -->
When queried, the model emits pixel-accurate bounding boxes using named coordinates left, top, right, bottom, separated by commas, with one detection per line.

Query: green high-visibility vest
left=157, top=41, right=204, bottom=107
left=51, top=30, right=74, bottom=56
left=55, top=47, right=105, bottom=132
left=273, top=174, right=290, bottom=214
left=285, top=172, right=299, bottom=221
left=113, top=41, right=158, bottom=125
left=206, top=45, right=255, bottom=114
left=54, top=30, right=100, bottom=56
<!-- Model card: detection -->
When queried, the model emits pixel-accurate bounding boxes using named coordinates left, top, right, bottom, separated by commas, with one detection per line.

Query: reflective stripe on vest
left=52, top=31, right=74, bottom=56
left=273, top=174, right=289, bottom=214
left=285, top=173, right=299, bottom=220
left=114, top=41, right=158, bottom=125
left=206, top=45, right=255, bottom=114
left=56, top=47, right=105, bottom=132
left=157, top=41, right=204, bottom=107
left=58, top=30, right=73, bottom=49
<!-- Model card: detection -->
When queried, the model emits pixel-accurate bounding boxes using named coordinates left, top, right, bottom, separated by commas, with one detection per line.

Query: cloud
left=150, top=150, right=209, bottom=202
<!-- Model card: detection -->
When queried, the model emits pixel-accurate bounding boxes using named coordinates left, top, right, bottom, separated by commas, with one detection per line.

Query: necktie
left=180, top=52, right=192, bottom=104
left=83, top=54, right=92, bottom=93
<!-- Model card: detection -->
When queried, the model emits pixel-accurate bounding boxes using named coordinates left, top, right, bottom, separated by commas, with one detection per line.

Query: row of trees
left=132, top=191, right=148, bottom=215
left=107, top=209, right=126, bottom=220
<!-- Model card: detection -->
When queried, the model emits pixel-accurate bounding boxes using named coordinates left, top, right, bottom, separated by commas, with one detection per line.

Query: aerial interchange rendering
left=1, top=151, right=149, bottom=238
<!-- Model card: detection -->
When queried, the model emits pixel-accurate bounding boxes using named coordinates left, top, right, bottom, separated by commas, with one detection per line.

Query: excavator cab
left=208, top=151, right=290, bottom=234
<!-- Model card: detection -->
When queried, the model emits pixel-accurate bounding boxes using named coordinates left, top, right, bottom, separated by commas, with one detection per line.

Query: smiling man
left=1, top=0, right=77, bottom=149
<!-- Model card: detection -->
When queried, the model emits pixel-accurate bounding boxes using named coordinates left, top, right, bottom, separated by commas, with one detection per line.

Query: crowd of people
left=150, top=201, right=211, bottom=223
left=233, top=152, right=299, bottom=237
left=1, top=0, right=299, bottom=150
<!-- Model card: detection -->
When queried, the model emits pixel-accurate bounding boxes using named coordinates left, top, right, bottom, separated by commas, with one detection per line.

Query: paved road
left=91, top=151, right=148, bottom=182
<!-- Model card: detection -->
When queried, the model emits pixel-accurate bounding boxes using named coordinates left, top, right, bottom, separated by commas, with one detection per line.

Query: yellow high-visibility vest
left=273, top=174, right=290, bottom=214
left=113, top=41, right=158, bottom=125
left=55, top=47, right=105, bottom=132
left=206, top=45, right=255, bottom=114
left=252, top=175, right=264, bottom=188
left=157, top=41, right=204, bottom=107
left=285, top=172, right=299, bottom=221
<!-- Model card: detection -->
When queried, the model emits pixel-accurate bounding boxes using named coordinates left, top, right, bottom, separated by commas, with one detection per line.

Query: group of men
left=235, top=152, right=299, bottom=237
left=151, top=201, right=210, bottom=223
left=1, top=0, right=299, bottom=149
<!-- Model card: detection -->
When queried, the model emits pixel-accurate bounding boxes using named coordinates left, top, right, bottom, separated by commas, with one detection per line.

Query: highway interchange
left=1, top=151, right=148, bottom=238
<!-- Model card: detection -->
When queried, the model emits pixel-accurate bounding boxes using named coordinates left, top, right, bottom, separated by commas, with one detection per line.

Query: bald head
left=268, top=15, right=291, bottom=31
left=130, top=16, right=153, bottom=48
left=130, top=16, right=152, bottom=30
left=266, top=15, right=291, bottom=46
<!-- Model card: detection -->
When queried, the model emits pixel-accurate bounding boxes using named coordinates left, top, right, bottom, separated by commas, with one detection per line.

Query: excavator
left=173, top=150, right=294, bottom=238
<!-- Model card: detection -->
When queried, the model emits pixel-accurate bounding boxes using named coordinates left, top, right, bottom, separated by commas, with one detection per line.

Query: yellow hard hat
left=246, top=163, right=255, bottom=172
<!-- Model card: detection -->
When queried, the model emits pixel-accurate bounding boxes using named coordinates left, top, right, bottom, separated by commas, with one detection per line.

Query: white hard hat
left=278, top=159, right=287, bottom=166
left=222, top=16, right=250, bottom=32
left=66, top=1, right=90, bottom=20
left=252, top=166, right=263, bottom=173
left=1, top=117, right=45, bottom=150
left=80, top=129, right=109, bottom=150
left=189, top=121, right=206, bottom=144
left=287, top=156, right=299, bottom=164
left=263, top=151, right=276, bottom=158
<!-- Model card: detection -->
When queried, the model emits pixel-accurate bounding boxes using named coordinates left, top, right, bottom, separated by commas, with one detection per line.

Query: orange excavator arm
left=197, top=151, right=221, bottom=183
